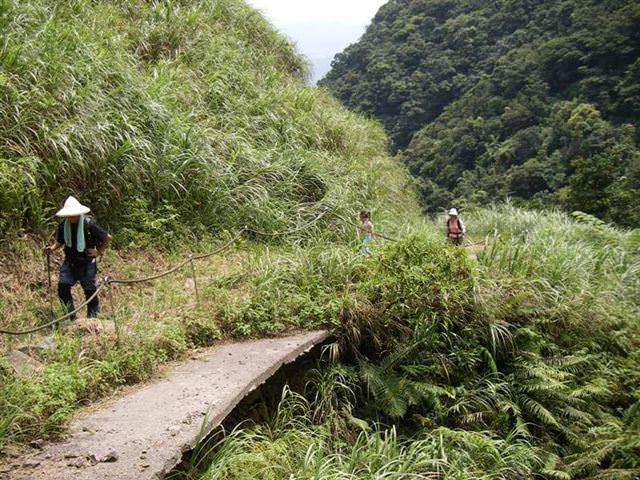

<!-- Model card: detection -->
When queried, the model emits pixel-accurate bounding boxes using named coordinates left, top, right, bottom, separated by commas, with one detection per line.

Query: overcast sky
left=247, top=0, right=386, bottom=82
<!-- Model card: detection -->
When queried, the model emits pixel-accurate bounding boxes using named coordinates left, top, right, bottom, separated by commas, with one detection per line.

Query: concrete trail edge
left=7, top=330, right=330, bottom=480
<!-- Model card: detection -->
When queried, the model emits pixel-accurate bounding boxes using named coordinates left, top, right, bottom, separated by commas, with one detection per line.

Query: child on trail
left=445, top=208, right=466, bottom=246
left=44, top=196, right=112, bottom=320
left=359, top=210, right=375, bottom=257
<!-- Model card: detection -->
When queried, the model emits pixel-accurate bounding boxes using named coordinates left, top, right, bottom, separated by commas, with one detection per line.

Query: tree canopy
left=321, top=0, right=640, bottom=227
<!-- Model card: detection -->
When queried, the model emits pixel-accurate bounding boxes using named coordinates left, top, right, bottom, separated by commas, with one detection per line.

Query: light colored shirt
left=360, top=220, right=374, bottom=236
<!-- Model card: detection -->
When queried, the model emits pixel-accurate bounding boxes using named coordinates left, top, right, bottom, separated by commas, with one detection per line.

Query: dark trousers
left=58, top=259, right=99, bottom=319
left=448, top=235, right=464, bottom=246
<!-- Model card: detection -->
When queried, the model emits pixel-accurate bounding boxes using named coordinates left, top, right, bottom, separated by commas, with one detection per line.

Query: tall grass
left=471, top=205, right=639, bottom=339
left=0, top=0, right=420, bottom=453
left=189, top=389, right=543, bottom=480
left=0, top=239, right=370, bottom=449
left=0, top=0, right=416, bottom=244
left=184, top=207, right=640, bottom=479
left=2, top=1, right=639, bottom=477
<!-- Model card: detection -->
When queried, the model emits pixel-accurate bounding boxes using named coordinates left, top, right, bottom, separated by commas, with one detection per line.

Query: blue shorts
left=361, top=234, right=372, bottom=256
left=60, top=259, right=98, bottom=290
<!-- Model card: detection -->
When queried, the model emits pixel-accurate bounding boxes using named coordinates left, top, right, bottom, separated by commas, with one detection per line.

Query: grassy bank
left=0, top=239, right=342, bottom=448
left=0, top=223, right=414, bottom=449
left=2, top=204, right=638, bottom=478
left=0, top=0, right=415, bottom=242
left=184, top=206, right=640, bottom=480
left=2, top=1, right=639, bottom=478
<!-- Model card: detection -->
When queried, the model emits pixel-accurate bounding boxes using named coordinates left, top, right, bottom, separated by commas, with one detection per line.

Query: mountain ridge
left=321, top=0, right=640, bottom=226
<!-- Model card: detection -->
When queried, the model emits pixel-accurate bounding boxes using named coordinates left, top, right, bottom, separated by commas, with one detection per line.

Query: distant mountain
left=309, top=55, right=334, bottom=83
left=280, top=21, right=365, bottom=83
left=321, top=0, right=640, bottom=226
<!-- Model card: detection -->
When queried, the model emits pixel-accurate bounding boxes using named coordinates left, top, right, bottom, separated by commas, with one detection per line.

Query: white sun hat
left=55, top=196, right=91, bottom=217
left=448, top=208, right=459, bottom=216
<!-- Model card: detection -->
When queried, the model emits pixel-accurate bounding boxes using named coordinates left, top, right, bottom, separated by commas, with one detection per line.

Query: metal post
left=188, top=255, right=200, bottom=307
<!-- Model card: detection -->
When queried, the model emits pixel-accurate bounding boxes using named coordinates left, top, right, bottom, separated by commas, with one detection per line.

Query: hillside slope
left=0, top=0, right=415, bottom=245
left=1, top=3, right=639, bottom=478
left=321, top=0, right=640, bottom=226
left=0, top=0, right=418, bottom=452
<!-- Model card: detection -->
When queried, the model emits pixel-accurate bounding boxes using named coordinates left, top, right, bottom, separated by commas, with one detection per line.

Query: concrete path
left=6, top=330, right=329, bottom=480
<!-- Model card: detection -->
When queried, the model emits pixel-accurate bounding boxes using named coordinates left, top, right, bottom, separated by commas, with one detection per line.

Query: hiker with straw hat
left=445, top=208, right=466, bottom=246
left=44, top=196, right=111, bottom=320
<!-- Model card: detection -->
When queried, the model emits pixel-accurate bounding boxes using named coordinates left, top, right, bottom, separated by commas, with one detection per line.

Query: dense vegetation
left=321, top=0, right=640, bottom=226
left=188, top=207, right=640, bottom=479
left=0, top=0, right=415, bottom=452
left=1, top=1, right=639, bottom=479
left=0, top=0, right=412, bottom=246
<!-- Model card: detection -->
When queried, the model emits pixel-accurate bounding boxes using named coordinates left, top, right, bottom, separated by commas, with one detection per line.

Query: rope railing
left=0, top=207, right=413, bottom=336
left=245, top=207, right=330, bottom=237
left=1, top=207, right=480, bottom=337
left=0, top=209, right=334, bottom=336
left=108, top=257, right=194, bottom=286
left=464, top=239, right=485, bottom=248
left=329, top=209, right=398, bottom=242
left=0, top=282, right=108, bottom=335
left=190, top=228, right=248, bottom=261
left=360, top=227, right=397, bottom=242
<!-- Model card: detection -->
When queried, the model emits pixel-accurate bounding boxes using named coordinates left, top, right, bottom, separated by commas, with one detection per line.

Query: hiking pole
left=46, top=250, right=52, bottom=288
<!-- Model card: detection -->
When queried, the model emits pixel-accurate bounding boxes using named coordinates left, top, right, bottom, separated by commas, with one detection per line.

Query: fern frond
left=518, top=396, right=560, bottom=428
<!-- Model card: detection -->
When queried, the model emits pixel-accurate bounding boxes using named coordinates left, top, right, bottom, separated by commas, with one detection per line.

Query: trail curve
left=6, top=330, right=330, bottom=480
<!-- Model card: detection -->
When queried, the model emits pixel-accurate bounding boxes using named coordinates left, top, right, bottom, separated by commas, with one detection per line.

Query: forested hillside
left=321, top=0, right=640, bottom=226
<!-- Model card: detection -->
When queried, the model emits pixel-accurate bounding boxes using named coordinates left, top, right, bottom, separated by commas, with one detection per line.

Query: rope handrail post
left=103, top=276, right=121, bottom=344
left=188, top=254, right=200, bottom=307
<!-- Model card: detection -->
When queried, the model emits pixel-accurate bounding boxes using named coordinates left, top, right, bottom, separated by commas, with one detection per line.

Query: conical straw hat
left=55, top=196, right=90, bottom=217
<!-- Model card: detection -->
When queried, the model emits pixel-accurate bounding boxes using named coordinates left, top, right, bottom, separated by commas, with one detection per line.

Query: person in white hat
left=445, top=208, right=466, bottom=246
left=44, top=196, right=111, bottom=320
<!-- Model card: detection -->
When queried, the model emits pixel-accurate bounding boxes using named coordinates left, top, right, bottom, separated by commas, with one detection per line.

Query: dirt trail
left=5, top=330, right=329, bottom=480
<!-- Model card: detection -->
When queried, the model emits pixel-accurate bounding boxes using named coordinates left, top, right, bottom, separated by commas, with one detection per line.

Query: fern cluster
left=190, top=206, right=639, bottom=479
